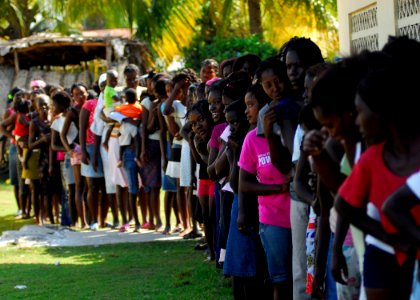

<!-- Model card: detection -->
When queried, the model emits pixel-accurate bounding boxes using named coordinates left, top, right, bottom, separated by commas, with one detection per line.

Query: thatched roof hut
left=0, top=31, right=151, bottom=113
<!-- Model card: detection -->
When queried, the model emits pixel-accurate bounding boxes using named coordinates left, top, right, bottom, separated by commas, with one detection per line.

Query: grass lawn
left=0, top=182, right=232, bottom=299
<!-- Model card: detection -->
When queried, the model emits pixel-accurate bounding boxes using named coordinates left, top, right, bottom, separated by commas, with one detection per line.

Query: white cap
left=98, top=73, right=107, bottom=85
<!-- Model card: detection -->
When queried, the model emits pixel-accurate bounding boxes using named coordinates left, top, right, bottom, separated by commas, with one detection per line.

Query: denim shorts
left=122, top=147, right=139, bottom=195
left=364, top=244, right=415, bottom=292
left=162, top=171, right=177, bottom=192
left=62, top=153, right=75, bottom=185
left=259, top=223, right=292, bottom=283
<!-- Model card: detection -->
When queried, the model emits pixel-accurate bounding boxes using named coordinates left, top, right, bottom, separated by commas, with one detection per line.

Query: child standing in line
left=187, top=100, right=216, bottom=261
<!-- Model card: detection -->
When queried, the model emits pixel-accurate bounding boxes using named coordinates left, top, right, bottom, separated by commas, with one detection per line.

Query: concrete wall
left=338, top=0, right=420, bottom=55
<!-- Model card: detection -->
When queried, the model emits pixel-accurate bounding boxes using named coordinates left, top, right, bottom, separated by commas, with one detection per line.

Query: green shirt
left=104, top=85, right=117, bottom=108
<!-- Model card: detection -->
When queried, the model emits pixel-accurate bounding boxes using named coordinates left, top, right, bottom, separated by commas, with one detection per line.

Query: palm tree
left=0, top=0, right=40, bottom=39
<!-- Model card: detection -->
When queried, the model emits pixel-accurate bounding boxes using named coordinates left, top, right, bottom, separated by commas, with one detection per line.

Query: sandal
left=119, top=224, right=130, bottom=232
left=141, top=222, right=155, bottom=230
left=162, top=226, right=171, bottom=235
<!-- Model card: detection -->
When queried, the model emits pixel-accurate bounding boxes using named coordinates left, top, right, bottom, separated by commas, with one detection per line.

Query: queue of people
left=1, top=35, right=419, bottom=300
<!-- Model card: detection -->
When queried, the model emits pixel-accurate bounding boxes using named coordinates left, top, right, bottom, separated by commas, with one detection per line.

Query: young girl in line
left=239, top=78, right=293, bottom=299
left=14, top=95, right=32, bottom=219
left=153, top=77, right=181, bottom=234
left=51, top=91, right=77, bottom=226
left=26, top=94, right=54, bottom=225
left=187, top=100, right=216, bottom=261
left=61, top=83, right=88, bottom=229
left=223, top=84, right=270, bottom=299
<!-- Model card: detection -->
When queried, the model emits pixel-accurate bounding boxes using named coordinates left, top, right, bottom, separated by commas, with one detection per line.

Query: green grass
left=0, top=183, right=232, bottom=299
left=0, top=183, right=33, bottom=235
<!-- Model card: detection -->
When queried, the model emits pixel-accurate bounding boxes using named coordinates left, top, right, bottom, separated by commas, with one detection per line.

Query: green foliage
left=182, top=35, right=277, bottom=72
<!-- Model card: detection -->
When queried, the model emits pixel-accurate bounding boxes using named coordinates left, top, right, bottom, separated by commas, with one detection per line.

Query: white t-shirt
left=141, top=97, right=160, bottom=141
left=407, top=171, right=420, bottom=199
left=291, top=125, right=304, bottom=163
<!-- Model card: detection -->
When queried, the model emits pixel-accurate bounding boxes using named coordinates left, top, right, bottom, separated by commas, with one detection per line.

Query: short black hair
left=280, top=36, right=324, bottom=67
left=52, top=91, right=71, bottom=109
left=246, top=84, right=271, bottom=108
left=225, top=100, right=246, bottom=121
left=154, top=78, right=172, bottom=99
left=222, top=74, right=252, bottom=102
left=70, top=83, right=88, bottom=94
left=310, top=64, right=358, bottom=115
left=255, top=56, right=289, bottom=85
left=13, top=96, right=29, bottom=113
left=124, top=64, right=140, bottom=75
left=232, top=54, right=261, bottom=77
left=187, top=99, right=214, bottom=126
left=201, top=59, right=219, bottom=72
left=124, top=88, right=137, bottom=104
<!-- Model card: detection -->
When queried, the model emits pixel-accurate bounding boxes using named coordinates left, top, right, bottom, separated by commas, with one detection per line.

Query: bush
left=182, top=35, right=277, bottom=73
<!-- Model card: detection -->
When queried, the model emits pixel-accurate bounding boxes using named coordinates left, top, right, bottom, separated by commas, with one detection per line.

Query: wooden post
left=13, top=51, right=20, bottom=74
left=106, top=39, right=112, bottom=69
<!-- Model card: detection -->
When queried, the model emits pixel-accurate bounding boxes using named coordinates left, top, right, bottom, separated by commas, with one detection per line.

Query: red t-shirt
left=14, top=113, right=29, bottom=137
left=339, top=142, right=418, bottom=264
left=82, top=99, right=98, bottom=145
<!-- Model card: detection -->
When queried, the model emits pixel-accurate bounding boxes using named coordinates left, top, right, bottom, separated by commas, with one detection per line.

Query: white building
left=338, top=0, right=420, bottom=55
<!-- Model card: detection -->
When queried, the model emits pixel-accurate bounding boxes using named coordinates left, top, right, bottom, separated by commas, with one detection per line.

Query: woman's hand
left=263, top=104, right=277, bottom=138
left=303, top=129, right=328, bottom=157
left=81, top=149, right=90, bottom=165
left=331, top=247, right=348, bottom=285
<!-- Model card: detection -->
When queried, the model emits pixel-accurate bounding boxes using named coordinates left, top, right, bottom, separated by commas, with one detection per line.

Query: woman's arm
left=140, top=108, right=149, bottom=165
left=156, top=103, right=168, bottom=171
left=214, top=143, right=229, bottom=178
left=0, top=113, right=17, bottom=140
left=60, top=110, right=75, bottom=153
left=382, top=185, right=420, bottom=247
left=79, top=107, right=90, bottom=164
left=207, top=147, right=219, bottom=179
left=312, top=182, right=334, bottom=298
left=294, top=152, right=315, bottom=205
left=239, top=168, right=288, bottom=195
left=331, top=215, right=350, bottom=285
left=51, top=130, right=66, bottom=152
left=335, top=196, right=409, bottom=250
left=23, top=120, right=37, bottom=168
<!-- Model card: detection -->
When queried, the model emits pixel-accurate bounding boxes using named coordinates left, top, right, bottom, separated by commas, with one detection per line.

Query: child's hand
left=81, top=150, right=90, bottom=165
left=102, top=142, right=109, bottom=152
left=22, top=159, right=28, bottom=170
left=174, top=132, right=182, bottom=141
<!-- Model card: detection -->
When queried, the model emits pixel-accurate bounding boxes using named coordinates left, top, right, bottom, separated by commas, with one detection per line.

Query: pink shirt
left=238, top=128, right=291, bottom=228
left=82, top=99, right=97, bottom=145
left=210, top=123, right=228, bottom=150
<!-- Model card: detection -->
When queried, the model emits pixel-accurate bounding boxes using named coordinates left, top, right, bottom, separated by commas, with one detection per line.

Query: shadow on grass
left=0, top=213, right=33, bottom=235
left=0, top=241, right=231, bottom=299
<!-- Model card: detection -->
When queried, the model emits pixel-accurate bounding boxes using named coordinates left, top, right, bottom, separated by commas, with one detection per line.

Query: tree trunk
left=247, top=0, right=263, bottom=37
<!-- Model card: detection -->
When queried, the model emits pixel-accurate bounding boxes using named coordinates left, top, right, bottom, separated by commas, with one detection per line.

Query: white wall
left=338, top=0, right=420, bottom=55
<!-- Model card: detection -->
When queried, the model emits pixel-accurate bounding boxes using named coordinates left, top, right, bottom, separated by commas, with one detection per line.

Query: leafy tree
left=182, top=34, right=277, bottom=72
